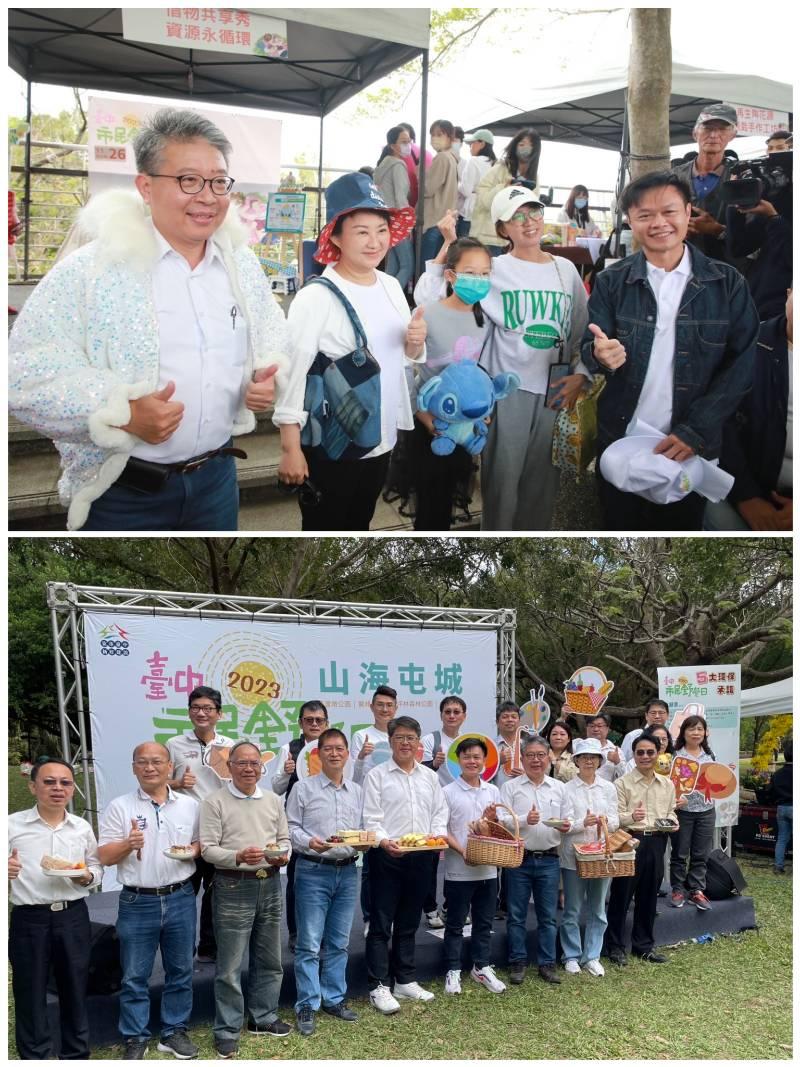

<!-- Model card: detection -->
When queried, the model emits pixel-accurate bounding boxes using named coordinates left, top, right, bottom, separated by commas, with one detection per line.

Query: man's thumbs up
left=245, top=363, right=280, bottom=412
left=9, top=847, right=23, bottom=879
left=588, top=323, right=626, bottom=370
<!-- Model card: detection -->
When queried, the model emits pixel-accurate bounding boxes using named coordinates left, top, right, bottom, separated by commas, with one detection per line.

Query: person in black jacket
left=706, top=289, right=792, bottom=531
left=771, top=741, right=793, bottom=874
left=725, top=182, right=792, bottom=319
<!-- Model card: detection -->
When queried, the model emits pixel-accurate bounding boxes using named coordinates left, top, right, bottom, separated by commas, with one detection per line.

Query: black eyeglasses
left=148, top=173, right=235, bottom=195
left=40, top=778, right=75, bottom=787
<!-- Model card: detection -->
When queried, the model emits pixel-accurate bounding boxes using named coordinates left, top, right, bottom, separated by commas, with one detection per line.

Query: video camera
left=720, top=151, right=792, bottom=210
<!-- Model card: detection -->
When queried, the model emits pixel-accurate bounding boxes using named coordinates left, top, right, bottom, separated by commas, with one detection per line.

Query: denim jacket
left=581, top=244, right=758, bottom=459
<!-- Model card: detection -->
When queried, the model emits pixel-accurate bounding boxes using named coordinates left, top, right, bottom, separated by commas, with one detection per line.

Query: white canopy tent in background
left=740, top=679, right=793, bottom=719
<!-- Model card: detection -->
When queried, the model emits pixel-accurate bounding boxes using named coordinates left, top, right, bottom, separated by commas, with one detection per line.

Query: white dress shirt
left=443, top=777, right=502, bottom=881
left=498, top=774, right=570, bottom=851
left=596, top=741, right=626, bottom=782
left=630, top=245, right=692, bottom=433
left=98, top=786, right=199, bottom=887
left=560, top=775, right=620, bottom=870
left=131, top=223, right=250, bottom=463
left=361, top=759, right=449, bottom=844
left=620, top=728, right=644, bottom=763
left=166, top=730, right=235, bottom=802
left=350, top=725, right=392, bottom=785
left=8, top=806, right=102, bottom=906
left=286, top=773, right=364, bottom=859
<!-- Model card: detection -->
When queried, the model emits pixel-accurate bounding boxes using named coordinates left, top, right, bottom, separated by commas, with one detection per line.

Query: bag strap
left=305, top=275, right=371, bottom=360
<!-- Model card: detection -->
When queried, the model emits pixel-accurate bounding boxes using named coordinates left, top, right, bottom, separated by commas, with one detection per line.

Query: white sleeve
left=361, top=768, right=387, bottom=843
left=412, top=262, right=447, bottom=308
left=272, top=285, right=329, bottom=428
left=271, top=744, right=291, bottom=795
left=98, top=798, right=127, bottom=846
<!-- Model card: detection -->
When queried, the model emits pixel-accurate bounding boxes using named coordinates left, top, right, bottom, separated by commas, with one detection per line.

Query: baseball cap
left=491, top=184, right=545, bottom=224
left=464, top=128, right=495, bottom=145
left=695, top=103, right=738, bottom=128
left=599, top=433, right=734, bottom=504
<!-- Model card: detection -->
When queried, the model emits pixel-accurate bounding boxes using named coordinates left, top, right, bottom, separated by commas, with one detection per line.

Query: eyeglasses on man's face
left=301, top=716, right=328, bottom=726
left=230, top=760, right=262, bottom=769
left=189, top=704, right=218, bottom=714
left=391, top=735, right=419, bottom=745
left=40, top=778, right=75, bottom=788
left=148, top=173, right=235, bottom=195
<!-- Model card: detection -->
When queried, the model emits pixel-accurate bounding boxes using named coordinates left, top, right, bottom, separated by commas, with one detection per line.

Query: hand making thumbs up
left=584, top=808, right=599, bottom=828
left=8, top=847, right=22, bottom=880
left=128, top=818, right=145, bottom=859
left=119, top=380, right=185, bottom=444
left=527, top=803, right=541, bottom=826
left=405, top=306, right=427, bottom=355
left=245, top=363, right=281, bottom=412
left=588, top=323, right=627, bottom=371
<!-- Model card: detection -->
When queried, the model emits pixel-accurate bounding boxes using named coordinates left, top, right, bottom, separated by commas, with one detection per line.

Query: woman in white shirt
left=557, top=184, right=602, bottom=237
left=560, top=738, right=619, bottom=977
left=274, top=172, right=426, bottom=531
left=458, top=130, right=496, bottom=237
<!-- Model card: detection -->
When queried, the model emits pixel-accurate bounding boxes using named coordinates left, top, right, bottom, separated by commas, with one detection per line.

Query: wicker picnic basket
left=574, top=816, right=636, bottom=879
left=465, top=803, right=524, bottom=869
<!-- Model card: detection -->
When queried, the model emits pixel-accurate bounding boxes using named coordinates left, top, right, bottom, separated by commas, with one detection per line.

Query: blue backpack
left=300, top=276, right=382, bottom=461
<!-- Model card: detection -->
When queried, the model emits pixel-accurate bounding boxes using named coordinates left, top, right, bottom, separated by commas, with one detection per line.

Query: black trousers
left=443, top=878, right=497, bottom=971
left=10, top=899, right=91, bottom=1060
left=366, top=849, right=436, bottom=988
left=422, top=851, right=440, bottom=914
left=301, top=450, right=391, bottom=531
left=670, top=807, right=716, bottom=894
left=596, top=464, right=706, bottom=531
left=411, top=420, right=472, bottom=531
left=190, top=855, right=217, bottom=953
left=604, top=833, right=668, bottom=956
left=285, top=850, right=298, bottom=936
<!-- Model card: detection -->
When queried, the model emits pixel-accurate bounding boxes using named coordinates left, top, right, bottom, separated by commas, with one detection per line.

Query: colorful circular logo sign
left=446, top=733, right=500, bottom=782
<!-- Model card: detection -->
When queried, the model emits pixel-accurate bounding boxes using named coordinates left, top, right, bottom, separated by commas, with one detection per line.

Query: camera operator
left=672, top=104, right=744, bottom=268
left=766, top=130, right=793, bottom=154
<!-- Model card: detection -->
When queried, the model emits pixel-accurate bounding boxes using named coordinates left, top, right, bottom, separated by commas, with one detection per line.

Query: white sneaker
left=369, top=984, right=400, bottom=1014
left=394, top=981, right=435, bottom=1002
left=470, top=965, right=506, bottom=993
left=445, top=970, right=462, bottom=995
left=563, top=959, right=581, bottom=975
left=425, top=910, right=445, bottom=930
left=583, top=959, right=605, bottom=977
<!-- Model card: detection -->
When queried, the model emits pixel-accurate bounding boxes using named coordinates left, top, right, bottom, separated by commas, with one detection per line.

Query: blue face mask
left=452, top=273, right=491, bottom=305
left=575, top=197, right=588, bottom=209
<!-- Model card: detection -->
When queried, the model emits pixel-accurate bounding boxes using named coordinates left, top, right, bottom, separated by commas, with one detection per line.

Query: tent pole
left=414, top=48, right=429, bottom=283
left=316, top=113, right=324, bottom=235
left=613, top=89, right=629, bottom=257
left=23, top=63, right=33, bottom=282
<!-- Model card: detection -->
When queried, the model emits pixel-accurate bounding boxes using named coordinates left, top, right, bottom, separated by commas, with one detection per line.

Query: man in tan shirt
left=604, top=734, right=679, bottom=966
left=200, top=740, right=291, bottom=1056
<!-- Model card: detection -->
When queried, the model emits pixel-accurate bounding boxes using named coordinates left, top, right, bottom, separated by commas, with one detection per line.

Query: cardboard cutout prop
left=563, top=666, right=614, bottom=716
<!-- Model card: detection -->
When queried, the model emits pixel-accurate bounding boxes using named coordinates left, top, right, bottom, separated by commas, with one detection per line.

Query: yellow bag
left=551, top=376, right=606, bottom=475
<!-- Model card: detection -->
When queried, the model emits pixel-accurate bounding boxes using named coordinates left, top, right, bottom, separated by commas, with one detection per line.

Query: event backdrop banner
left=85, top=612, right=497, bottom=814
left=657, top=664, right=741, bottom=827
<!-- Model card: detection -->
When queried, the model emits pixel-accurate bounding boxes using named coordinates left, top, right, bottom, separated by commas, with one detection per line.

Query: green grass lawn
left=8, top=769, right=792, bottom=1059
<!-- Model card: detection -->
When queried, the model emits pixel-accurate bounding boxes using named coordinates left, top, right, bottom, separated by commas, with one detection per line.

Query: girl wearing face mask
left=405, top=238, right=493, bottom=529
left=470, top=128, right=542, bottom=256
left=422, top=120, right=459, bottom=265
left=374, top=126, right=415, bottom=290
left=557, top=184, right=602, bottom=236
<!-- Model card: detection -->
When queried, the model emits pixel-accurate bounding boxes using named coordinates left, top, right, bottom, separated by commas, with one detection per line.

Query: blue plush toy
left=417, top=360, right=520, bottom=456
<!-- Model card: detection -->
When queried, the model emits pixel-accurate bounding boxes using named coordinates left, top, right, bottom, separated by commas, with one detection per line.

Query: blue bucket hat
left=315, top=171, right=416, bottom=264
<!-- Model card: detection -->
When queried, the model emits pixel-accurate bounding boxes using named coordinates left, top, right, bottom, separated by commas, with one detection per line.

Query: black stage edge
left=50, top=870, right=757, bottom=1048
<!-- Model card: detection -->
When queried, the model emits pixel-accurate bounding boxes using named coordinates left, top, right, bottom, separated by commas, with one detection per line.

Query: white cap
left=572, top=737, right=607, bottom=764
left=490, top=185, right=545, bottom=224
left=599, top=430, right=734, bottom=505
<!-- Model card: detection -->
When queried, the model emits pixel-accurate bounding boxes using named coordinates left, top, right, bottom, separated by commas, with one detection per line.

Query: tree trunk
left=628, top=10, right=673, bottom=181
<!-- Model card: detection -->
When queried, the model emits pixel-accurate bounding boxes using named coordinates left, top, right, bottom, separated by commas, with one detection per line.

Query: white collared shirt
left=443, top=776, right=502, bottom=881
left=8, top=806, right=102, bottom=906
left=98, top=786, right=199, bottom=888
left=130, top=222, right=250, bottom=463
left=361, top=758, right=449, bottom=843
left=498, top=774, right=569, bottom=851
left=227, top=780, right=263, bottom=800
left=350, top=725, right=392, bottom=785
left=631, top=244, right=692, bottom=433
left=560, top=775, right=620, bottom=870
left=166, top=730, right=235, bottom=802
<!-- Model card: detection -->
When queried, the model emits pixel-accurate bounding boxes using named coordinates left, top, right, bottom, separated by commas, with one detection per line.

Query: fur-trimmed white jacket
left=8, top=189, right=289, bottom=530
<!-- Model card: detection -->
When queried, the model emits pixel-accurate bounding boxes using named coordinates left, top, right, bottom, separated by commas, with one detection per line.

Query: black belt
left=122, top=879, right=191, bottom=896
left=299, top=852, right=358, bottom=868
left=116, top=446, right=247, bottom=494
left=523, top=848, right=560, bottom=858
left=14, top=898, right=87, bottom=913
left=215, top=867, right=278, bottom=880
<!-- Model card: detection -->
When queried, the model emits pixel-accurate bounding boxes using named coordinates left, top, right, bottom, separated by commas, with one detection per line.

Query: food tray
left=393, top=844, right=447, bottom=852
left=42, top=866, right=87, bottom=878
left=325, top=840, right=372, bottom=851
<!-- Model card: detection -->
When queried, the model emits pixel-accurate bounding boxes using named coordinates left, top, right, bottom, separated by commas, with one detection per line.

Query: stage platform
left=50, top=868, right=757, bottom=1048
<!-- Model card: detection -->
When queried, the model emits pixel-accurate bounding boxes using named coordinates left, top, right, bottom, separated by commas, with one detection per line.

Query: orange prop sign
left=670, top=756, right=700, bottom=797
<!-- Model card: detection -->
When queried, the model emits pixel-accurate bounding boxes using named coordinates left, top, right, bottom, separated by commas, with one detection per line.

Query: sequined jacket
left=8, top=190, right=289, bottom=530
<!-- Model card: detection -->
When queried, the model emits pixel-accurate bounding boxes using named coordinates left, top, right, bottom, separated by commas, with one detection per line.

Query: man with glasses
left=603, top=734, right=679, bottom=967
left=620, top=699, right=670, bottom=762
left=9, top=106, right=288, bottom=531
left=286, top=729, right=363, bottom=1035
left=498, top=735, right=571, bottom=986
left=200, top=740, right=291, bottom=1056
left=98, top=742, right=201, bottom=1060
left=361, top=716, right=448, bottom=1014
left=167, top=685, right=234, bottom=962
left=8, top=756, right=102, bottom=1060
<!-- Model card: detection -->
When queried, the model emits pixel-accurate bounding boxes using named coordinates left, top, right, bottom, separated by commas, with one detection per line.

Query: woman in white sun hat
left=560, top=737, right=619, bottom=977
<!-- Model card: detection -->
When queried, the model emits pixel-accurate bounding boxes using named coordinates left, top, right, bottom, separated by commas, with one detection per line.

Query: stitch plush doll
left=417, top=361, right=520, bottom=455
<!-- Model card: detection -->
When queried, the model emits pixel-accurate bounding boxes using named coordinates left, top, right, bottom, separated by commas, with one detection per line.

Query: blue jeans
left=116, top=881, right=196, bottom=1040
left=212, top=872, right=283, bottom=1041
left=560, top=868, right=610, bottom=964
left=294, top=858, right=358, bottom=1012
left=421, top=227, right=444, bottom=265
left=386, top=237, right=414, bottom=291
left=775, top=804, right=793, bottom=869
left=82, top=452, right=238, bottom=531
left=505, top=853, right=560, bottom=966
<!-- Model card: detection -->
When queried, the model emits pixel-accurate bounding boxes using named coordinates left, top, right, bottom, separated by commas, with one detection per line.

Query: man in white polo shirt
left=98, top=741, right=200, bottom=1060
left=9, top=756, right=102, bottom=1060
left=167, top=684, right=234, bottom=963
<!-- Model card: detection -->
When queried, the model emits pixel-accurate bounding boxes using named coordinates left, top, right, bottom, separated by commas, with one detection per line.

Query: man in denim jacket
left=582, top=171, right=758, bottom=530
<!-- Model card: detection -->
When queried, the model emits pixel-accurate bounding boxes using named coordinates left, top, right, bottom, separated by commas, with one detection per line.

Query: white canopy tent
left=740, top=679, right=793, bottom=719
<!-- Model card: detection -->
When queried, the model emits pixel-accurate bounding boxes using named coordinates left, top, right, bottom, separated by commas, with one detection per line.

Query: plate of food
left=393, top=834, right=448, bottom=852
left=543, top=818, right=570, bottom=829
left=40, top=855, right=89, bottom=878
left=326, top=830, right=375, bottom=851
left=263, top=843, right=289, bottom=859
left=163, top=845, right=195, bottom=860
